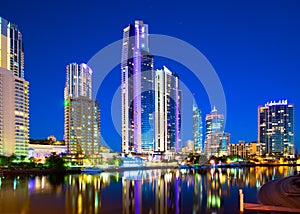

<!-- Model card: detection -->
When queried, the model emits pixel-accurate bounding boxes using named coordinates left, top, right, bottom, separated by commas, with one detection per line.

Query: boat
left=81, top=166, right=103, bottom=173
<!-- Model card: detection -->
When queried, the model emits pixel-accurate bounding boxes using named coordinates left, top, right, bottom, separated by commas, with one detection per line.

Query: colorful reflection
left=0, top=166, right=297, bottom=213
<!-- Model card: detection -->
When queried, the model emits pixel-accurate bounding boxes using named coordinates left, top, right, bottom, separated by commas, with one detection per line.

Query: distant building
left=64, top=63, right=100, bottom=158
left=230, top=140, right=248, bottom=159
left=154, top=66, right=181, bottom=153
left=193, top=102, right=203, bottom=153
left=205, top=106, right=224, bottom=135
left=205, top=132, right=230, bottom=157
left=230, top=141, right=259, bottom=159
left=249, top=142, right=259, bottom=156
left=258, top=100, right=294, bottom=157
left=186, top=140, right=195, bottom=153
left=121, top=20, right=154, bottom=154
left=204, top=107, right=229, bottom=157
left=0, top=17, right=29, bottom=156
left=28, top=144, right=67, bottom=161
left=28, top=136, right=66, bottom=162
left=29, top=137, right=64, bottom=145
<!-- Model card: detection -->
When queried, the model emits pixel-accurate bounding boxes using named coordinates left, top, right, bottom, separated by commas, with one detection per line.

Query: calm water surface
left=0, top=166, right=298, bottom=214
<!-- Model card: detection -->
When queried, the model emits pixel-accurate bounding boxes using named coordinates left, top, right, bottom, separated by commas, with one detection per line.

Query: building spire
left=212, top=105, right=217, bottom=112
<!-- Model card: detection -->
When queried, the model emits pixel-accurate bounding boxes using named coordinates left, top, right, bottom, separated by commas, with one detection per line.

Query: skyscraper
left=0, top=17, right=29, bottom=156
left=64, top=63, right=100, bottom=157
left=204, top=107, right=230, bottom=157
left=258, top=100, right=294, bottom=156
left=121, top=20, right=154, bottom=154
left=154, top=66, right=181, bottom=153
left=205, top=106, right=224, bottom=135
left=193, top=102, right=203, bottom=153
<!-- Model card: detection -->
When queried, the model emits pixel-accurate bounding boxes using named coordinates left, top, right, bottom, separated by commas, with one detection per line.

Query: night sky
left=1, top=0, right=299, bottom=152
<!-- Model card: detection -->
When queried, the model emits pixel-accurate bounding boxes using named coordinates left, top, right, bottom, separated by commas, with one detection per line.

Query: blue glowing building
left=258, top=100, right=294, bottom=156
left=193, top=102, right=203, bottom=153
left=121, top=20, right=154, bottom=154
left=204, top=107, right=230, bottom=157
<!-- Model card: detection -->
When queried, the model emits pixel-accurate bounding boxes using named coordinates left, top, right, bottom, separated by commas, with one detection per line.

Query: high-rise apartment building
left=205, top=107, right=224, bottom=135
left=121, top=20, right=154, bottom=154
left=205, top=132, right=230, bottom=157
left=193, top=102, right=203, bottom=153
left=0, top=17, right=29, bottom=156
left=154, top=66, right=181, bottom=153
left=64, top=63, right=100, bottom=157
left=204, top=107, right=229, bottom=157
left=258, top=100, right=294, bottom=156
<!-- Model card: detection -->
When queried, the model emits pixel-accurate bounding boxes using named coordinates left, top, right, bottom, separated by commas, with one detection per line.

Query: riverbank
left=1, top=162, right=299, bottom=176
left=0, top=163, right=178, bottom=176
left=103, top=163, right=178, bottom=172
left=0, top=168, right=81, bottom=176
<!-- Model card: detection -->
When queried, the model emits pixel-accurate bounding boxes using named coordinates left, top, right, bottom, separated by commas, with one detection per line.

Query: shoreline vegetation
left=1, top=162, right=299, bottom=176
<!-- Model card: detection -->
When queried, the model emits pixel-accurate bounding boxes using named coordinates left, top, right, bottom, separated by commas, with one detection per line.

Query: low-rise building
left=28, top=136, right=66, bottom=162
left=230, top=141, right=259, bottom=159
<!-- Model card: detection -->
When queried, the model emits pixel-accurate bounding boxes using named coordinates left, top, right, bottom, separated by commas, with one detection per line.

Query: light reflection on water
left=0, top=166, right=297, bottom=214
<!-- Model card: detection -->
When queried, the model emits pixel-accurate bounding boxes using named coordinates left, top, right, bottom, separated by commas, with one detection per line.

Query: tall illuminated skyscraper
left=154, top=66, right=181, bottom=153
left=64, top=63, right=100, bottom=157
left=258, top=100, right=294, bottom=156
left=205, top=107, right=224, bottom=135
left=204, top=107, right=229, bottom=157
left=121, top=20, right=154, bottom=154
left=0, top=17, right=29, bottom=156
left=193, top=102, right=203, bottom=153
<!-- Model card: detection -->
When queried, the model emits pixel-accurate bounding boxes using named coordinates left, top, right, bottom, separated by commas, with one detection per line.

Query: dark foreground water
left=0, top=166, right=298, bottom=214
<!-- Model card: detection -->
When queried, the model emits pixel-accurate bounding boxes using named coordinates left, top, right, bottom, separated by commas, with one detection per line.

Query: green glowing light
left=64, top=99, right=70, bottom=107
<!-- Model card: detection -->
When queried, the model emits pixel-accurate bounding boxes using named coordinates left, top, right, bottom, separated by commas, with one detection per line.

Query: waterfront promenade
left=1, top=162, right=299, bottom=176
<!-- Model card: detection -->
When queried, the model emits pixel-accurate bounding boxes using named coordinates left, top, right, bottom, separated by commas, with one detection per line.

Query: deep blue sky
left=1, top=0, right=299, bottom=151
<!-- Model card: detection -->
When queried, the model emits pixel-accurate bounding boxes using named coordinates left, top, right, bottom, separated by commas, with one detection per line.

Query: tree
left=45, top=153, right=66, bottom=173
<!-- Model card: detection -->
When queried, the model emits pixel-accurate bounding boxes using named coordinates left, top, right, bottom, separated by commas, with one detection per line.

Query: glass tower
left=193, top=102, right=203, bottom=153
left=258, top=100, right=294, bottom=156
left=121, top=20, right=154, bottom=154
left=0, top=17, right=29, bottom=156
left=204, top=107, right=229, bottom=157
left=205, top=106, right=224, bottom=135
left=64, top=63, right=100, bottom=157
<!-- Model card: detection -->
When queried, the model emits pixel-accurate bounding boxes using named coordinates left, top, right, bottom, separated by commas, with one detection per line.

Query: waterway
left=0, top=166, right=298, bottom=213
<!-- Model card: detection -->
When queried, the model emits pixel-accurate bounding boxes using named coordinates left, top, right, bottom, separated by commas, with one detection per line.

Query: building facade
left=0, top=17, right=29, bottom=156
left=258, top=100, right=294, bottom=156
left=121, top=20, right=154, bottom=154
left=64, top=63, right=100, bottom=157
left=204, top=107, right=229, bottom=157
left=193, top=102, right=203, bottom=153
left=154, top=66, right=181, bottom=153
left=205, top=132, right=230, bottom=157
left=230, top=141, right=259, bottom=159
left=205, top=107, right=224, bottom=135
